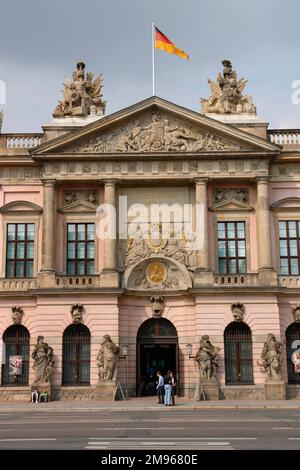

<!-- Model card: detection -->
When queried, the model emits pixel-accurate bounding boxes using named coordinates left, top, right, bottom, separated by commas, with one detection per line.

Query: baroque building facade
left=1, top=60, right=300, bottom=400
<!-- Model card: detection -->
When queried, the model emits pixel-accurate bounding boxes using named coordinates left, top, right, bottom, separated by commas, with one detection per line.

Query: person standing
left=156, top=371, right=164, bottom=404
left=164, top=371, right=172, bottom=406
left=170, top=371, right=176, bottom=406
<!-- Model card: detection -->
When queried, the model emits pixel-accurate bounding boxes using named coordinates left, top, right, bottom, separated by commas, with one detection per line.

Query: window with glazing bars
left=279, top=221, right=300, bottom=275
left=67, top=223, right=95, bottom=275
left=6, top=223, right=35, bottom=278
left=217, top=222, right=246, bottom=274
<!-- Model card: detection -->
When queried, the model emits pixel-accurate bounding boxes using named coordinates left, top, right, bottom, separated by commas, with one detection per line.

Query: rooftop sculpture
left=53, top=61, right=106, bottom=118
left=200, top=60, right=256, bottom=115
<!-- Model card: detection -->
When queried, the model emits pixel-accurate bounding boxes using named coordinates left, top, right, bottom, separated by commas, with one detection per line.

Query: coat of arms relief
left=62, top=111, right=246, bottom=154
left=119, top=223, right=196, bottom=291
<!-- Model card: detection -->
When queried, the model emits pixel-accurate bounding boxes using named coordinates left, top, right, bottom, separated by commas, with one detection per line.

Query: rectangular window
left=6, top=223, right=35, bottom=278
left=67, top=223, right=95, bottom=275
left=217, top=222, right=246, bottom=274
left=279, top=220, right=300, bottom=275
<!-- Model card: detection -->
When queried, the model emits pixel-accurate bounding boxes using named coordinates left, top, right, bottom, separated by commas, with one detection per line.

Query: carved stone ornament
left=195, top=335, right=220, bottom=382
left=200, top=60, right=257, bottom=115
left=32, top=336, right=54, bottom=384
left=124, top=256, right=192, bottom=291
left=150, top=296, right=164, bottom=318
left=259, top=333, right=283, bottom=381
left=63, top=190, right=98, bottom=207
left=231, top=302, right=245, bottom=322
left=213, top=189, right=249, bottom=206
left=292, top=306, right=300, bottom=323
left=122, top=224, right=197, bottom=272
left=71, top=304, right=84, bottom=324
left=0, top=110, right=3, bottom=132
left=63, top=111, right=245, bottom=154
left=53, top=61, right=106, bottom=118
left=97, top=335, right=120, bottom=382
left=12, top=306, right=24, bottom=325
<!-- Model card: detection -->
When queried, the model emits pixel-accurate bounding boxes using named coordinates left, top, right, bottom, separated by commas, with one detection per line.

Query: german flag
left=155, top=27, right=189, bottom=60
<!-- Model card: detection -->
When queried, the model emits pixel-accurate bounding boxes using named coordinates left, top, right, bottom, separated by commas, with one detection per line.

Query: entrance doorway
left=137, top=318, right=178, bottom=397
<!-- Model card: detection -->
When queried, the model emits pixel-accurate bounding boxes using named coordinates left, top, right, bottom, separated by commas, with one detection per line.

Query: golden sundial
left=147, top=262, right=167, bottom=284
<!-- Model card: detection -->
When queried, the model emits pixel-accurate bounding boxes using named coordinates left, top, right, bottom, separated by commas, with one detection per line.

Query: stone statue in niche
left=150, top=296, right=164, bottom=318
left=12, top=306, right=24, bottom=325
left=195, top=335, right=220, bottom=382
left=97, top=335, right=120, bottom=382
left=231, top=303, right=245, bottom=322
left=71, top=304, right=84, bottom=324
left=259, top=333, right=283, bottom=381
left=32, top=336, right=54, bottom=384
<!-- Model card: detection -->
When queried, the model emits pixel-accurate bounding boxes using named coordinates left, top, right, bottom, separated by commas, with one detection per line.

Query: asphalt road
left=0, top=409, right=300, bottom=450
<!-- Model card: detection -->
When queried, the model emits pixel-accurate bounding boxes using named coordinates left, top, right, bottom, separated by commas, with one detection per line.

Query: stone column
left=39, top=180, right=56, bottom=287
left=256, top=177, right=277, bottom=285
left=194, top=178, right=213, bottom=286
left=100, top=180, right=119, bottom=288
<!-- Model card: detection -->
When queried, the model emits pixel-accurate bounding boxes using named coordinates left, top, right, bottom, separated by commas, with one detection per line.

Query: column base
left=100, top=270, right=119, bottom=288
left=193, top=270, right=214, bottom=287
left=264, top=381, right=286, bottom=400
left=37, top=272, right=56, bottom=288
left=258, top=269, right=278, bottom=286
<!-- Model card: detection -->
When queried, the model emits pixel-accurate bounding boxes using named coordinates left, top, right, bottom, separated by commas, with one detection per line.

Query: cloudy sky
left=0, top=0, right=300, bottom=132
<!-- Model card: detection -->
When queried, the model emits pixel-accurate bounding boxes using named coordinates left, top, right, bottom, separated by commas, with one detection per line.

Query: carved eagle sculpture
left=208, top=75, right=248, bottom=97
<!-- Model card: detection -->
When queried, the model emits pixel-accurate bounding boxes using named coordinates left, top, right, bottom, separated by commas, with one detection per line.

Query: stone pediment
left=31, top=97, right=280, bottom=158
left=210, top=188, right=253, bottom=211
left=60, top=200, right=97, bottom=213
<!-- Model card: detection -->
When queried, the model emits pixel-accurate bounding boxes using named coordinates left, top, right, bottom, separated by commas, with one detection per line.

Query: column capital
left=103, top=179, right=119, bottom=187
left=194, top=177, right=209, bottom=185
left=256, top=176, right=270, bottom=184
left=41, top=179, right=56, bottom=186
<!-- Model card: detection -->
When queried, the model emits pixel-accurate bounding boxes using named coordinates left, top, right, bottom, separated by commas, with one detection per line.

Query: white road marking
left=89, top=436, right=256, bottom=441
left=272, top=427, right=293, bottom=430
left=96, top=427, right=185, bottom=430
left=289, top=438, right=300, bottom=440
left=0, top=438, right=56, bottom=442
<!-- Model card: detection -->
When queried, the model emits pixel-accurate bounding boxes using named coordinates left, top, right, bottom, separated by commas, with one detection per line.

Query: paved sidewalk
left=0, top=397, right=300, bottom=412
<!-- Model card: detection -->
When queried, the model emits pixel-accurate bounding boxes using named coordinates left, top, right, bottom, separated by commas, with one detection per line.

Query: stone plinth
left=32, top=382, right=52, bottom=401
left=99, top=270, right=119, bottom=288
left=193, top=270, right=214, bottom=287
left=95, top=381, right=118, bottom=400
left=195, top=381, right=220, bottom=401
left=264, top=381, right=286, bottom=400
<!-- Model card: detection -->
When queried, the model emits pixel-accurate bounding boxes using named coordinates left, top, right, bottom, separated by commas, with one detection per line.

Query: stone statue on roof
left=53, top=61, right=106, bottom=118
left=200, top=60, right=256, bottom=115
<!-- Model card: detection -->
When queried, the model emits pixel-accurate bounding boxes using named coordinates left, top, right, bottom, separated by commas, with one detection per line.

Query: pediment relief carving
left=60, top=190, right=99, bottom=212
left=210, top=189, right=252, bottom=211
left=61, top=111, right=250, bottom=154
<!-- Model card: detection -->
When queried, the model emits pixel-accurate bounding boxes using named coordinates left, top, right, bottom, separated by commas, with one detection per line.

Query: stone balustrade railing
left=267, top=129, right=300, bottom=146
left=214, top=273, right=259, bottom=286
left=0, top=278, right=38, bottom=290
left=6, top=135, right=42, bottom=148
left=278, top=276, right=300, bottom=288
left=55, top=275, right=100, bottom=288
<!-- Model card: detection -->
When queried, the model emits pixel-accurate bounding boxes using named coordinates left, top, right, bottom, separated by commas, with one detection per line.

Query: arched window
left=224, top=322, right=254, bottom=385
left=286, top=322, right=300, bottom=384
left=62, top=324, right=91, bottom=385
left=2, top=325, right=30, bottom=385
left=137, top=318, right=178, bottom=338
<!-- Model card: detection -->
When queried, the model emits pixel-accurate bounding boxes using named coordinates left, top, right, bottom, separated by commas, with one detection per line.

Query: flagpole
left=152, top=22, right=155, bottom=96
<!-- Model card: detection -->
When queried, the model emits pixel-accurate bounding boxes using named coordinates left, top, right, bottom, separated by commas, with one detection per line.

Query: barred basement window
left=286, top=322, right=300, bottom=384
left=279, top=221, right=300, bottom=275
left=6, top=223, right=35, bottom=278
left=224, top=322, right=254, bottom=385
left=1, top=325, right=30, bottom=385
left=62, top=324, right=91, bottom=385
left=217, top=222, right=246, bottom=274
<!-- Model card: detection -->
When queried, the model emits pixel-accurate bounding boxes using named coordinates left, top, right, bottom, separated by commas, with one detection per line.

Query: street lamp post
left=185, top=344, right=196, bottom=398
left=119, top=344, right=129, bottom=400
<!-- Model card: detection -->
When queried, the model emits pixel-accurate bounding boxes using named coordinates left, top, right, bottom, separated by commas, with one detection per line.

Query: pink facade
left=1, top=95, right=300, bottom=401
